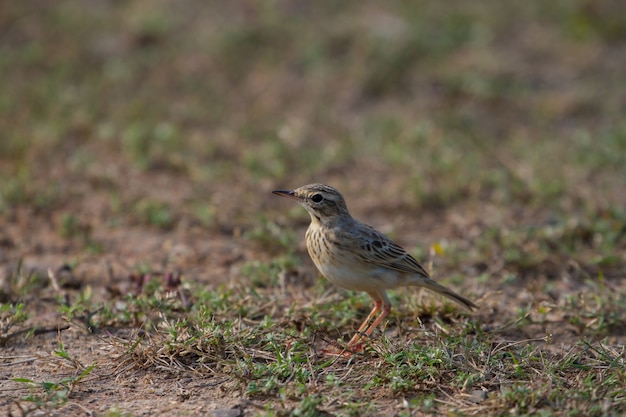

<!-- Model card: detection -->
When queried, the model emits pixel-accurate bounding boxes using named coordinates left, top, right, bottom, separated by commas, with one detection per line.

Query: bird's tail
left=413, top=277, right=478, bottom=311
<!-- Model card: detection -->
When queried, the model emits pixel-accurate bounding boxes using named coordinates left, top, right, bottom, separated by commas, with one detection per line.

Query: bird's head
left=272, top=183, right=350, bottom=223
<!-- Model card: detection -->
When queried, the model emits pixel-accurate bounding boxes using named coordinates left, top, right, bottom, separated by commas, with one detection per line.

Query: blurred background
left=1, top=0, right=625, bottom=302
left=2, top=2, right=626, bottom=413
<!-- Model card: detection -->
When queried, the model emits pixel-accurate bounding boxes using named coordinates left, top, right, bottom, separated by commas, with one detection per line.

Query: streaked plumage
left=273, top=183, right=477, bottom=352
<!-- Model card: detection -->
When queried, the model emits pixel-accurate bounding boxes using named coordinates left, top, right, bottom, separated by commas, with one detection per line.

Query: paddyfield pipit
left=273, top=183, right=477, bottom=351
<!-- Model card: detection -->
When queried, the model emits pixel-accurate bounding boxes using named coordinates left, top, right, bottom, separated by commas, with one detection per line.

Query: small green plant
left=292, top=394, right=324, bottom=417
left=191, top=202, right=216, bottom=228
left=3, top=258, right=48, bottom=297
left=244, top=214, right=297, bottom=252
left=240, top=256, right=299, bottom=289
left=0, top=302, right=29, bottom=344
left=133, top=198, right=175, bottom=229
left=12, top=340, right=95, bottom=409
left=57, top=285, right=101, bottom=332
left=58, top=212, right=102, bottom=252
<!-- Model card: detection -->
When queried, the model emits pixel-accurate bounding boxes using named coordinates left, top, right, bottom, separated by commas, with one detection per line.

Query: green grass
left=6, top=263, right=625, bottom=415
left=97, top=280, right=625, bottom=415
left=11, top=337, right=95, bottom=407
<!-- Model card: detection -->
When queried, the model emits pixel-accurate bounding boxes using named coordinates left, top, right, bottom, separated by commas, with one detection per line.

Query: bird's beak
left=272, top=189, right=299, bottom=200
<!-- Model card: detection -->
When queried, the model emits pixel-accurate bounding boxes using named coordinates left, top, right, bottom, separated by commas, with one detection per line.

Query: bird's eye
left=311, top=194, right=324, bottom=203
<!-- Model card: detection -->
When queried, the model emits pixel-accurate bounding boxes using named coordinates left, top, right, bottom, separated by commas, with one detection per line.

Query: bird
left=272, top=183, right=477, bottom=353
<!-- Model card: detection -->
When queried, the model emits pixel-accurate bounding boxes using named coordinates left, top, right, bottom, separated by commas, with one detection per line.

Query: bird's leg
left=320, top=300, right=392, bottom=357
left=349, top=303, right=392, bottom=350
left=347, top=299, right=384, bottom=348
left=319, top=300, right=383, bottom=357
left=357, top=300, right=383, bottom=333
left=363, top=302, right=391, bottom=337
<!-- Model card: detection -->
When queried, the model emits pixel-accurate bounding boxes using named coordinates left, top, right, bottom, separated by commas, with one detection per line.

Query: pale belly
left=312, top=258, right=401, bottom=292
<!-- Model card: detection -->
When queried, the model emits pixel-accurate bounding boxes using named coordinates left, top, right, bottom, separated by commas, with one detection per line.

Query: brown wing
left=340, top=222, right=430, bottom=278
left=336, top=220, right=478, bottom=311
